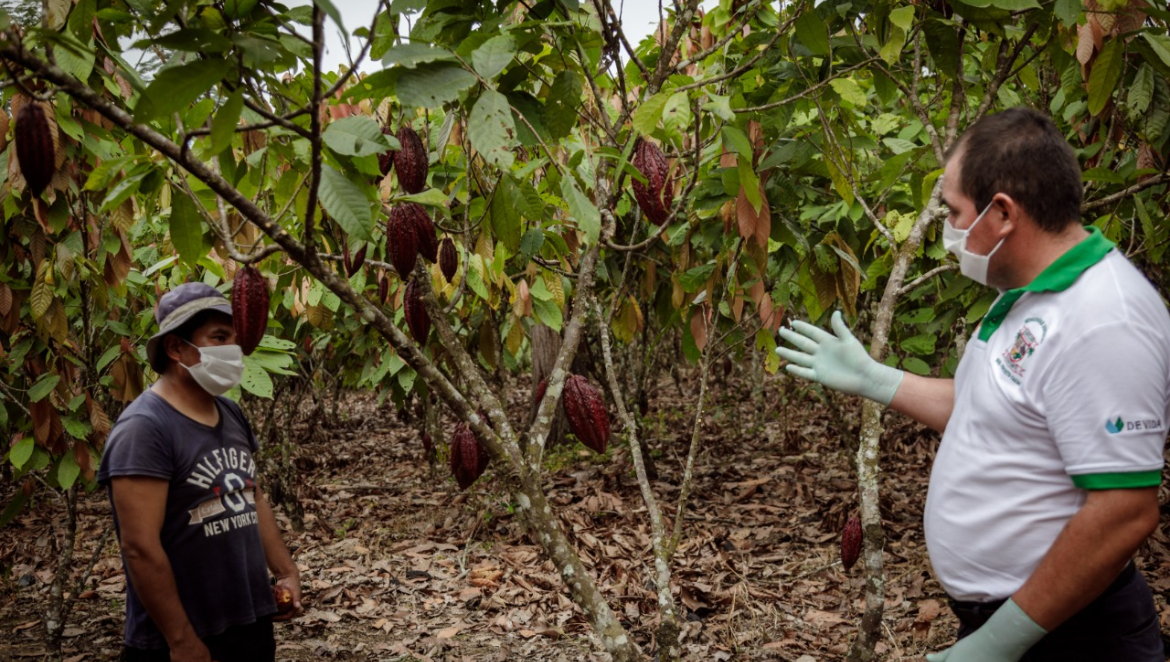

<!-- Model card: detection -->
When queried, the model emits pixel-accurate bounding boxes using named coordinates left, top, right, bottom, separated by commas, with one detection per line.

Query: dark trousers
left=122, top=616, right=275, bottom=662
left=948, top=563, right=1164, bottom=662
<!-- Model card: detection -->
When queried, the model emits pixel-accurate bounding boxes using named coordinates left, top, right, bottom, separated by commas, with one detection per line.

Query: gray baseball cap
left=145, top=282, right=233, bottom=372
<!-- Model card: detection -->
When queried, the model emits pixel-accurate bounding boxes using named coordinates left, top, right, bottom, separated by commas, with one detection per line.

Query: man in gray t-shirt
left=98, top=283, right=302, bottom=662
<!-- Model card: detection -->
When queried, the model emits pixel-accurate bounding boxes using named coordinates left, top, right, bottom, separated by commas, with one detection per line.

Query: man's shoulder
left=1058, top=251, right=1166, bottom=324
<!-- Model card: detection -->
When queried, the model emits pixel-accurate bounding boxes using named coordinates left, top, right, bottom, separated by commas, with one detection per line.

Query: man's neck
left=153, top=372, right=220, bottom=425
left=1005, top=223, right=1090, bottom=290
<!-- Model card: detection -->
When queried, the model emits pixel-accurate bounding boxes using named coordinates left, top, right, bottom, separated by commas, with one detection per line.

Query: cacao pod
left=422, top=431, right=434, bottom=459
left=533, top=378, right=548, bottom=405
left=439, top=237, right=458, bottom=282
left=401, top=202, right=438, bottom=263
left=343, top=243, right=366, bottom=278
left=231, top=265, right=269, bottom=356
left=403, top=277, right=430, bottom=343
left=393, top=125, right=428, bottom=194
left=378, top=125, right=396, bottom=177
left=563, top=374, right=610, bottom=454
left=386, top=205, right=419, bottom=279
left=16, top=101, right=58, bottom=196
left=630, top=138, right=673, bottom=226
left=273, top=586, right=294, bottom=614
left=449, top=422, right=489, bottom=490
left=377, top=273, right=390, bottom=304
left=841, top=515, right=862, bottom=571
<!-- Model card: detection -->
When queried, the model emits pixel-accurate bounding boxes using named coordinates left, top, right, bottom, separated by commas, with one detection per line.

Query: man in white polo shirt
left=776, top=107, right=1166, bottom=661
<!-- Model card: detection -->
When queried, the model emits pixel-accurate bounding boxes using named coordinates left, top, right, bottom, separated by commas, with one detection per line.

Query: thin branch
left=302, top=6, right=325, bottom=253
left=734, top=58, right=879, bottom=114
left=674, top=0, right=764, bottom=71
left=673, top=4, right=801, bottom=94
left=971, top=21, right=1041, bottom=127
left=897, top=263, right=958, bottom=296
left=1081, top=173, right=1170, bottom=213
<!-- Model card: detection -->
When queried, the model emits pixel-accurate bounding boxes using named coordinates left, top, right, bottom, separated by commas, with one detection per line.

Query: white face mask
left=180, top=340, right=245, bottom=396
left=943, top=200, right=1005, bottom=286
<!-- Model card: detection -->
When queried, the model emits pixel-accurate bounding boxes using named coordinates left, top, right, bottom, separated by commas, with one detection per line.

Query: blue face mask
left=943, top=200, right=1005, bottom=286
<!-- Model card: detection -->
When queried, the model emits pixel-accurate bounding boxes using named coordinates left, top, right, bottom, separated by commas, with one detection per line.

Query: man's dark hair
left=948, top=107, right=1082, bottom=233
left=151, top=310, right=219, bottom=374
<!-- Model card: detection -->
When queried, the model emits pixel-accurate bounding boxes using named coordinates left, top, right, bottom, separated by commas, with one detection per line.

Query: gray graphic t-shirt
left=97, top=389, right=277, bottom=649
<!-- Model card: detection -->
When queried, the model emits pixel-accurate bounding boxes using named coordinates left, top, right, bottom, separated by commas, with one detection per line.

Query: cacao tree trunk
left=528, top=323, right=565, bottom=447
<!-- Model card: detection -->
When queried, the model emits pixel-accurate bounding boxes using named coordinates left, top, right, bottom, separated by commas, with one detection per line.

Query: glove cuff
left=985, top=598, right=1048, bottom=656
left=863, top=362, right=904, bottom=406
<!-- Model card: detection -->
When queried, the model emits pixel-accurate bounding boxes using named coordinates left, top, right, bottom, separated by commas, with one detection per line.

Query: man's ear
left=164, top=334, right=186, bottom=365
left=992, top=192, right=1020, bottom=235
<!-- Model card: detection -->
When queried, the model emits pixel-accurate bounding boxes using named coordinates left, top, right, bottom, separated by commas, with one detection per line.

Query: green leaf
left=543, top=70, right=582, bottom=140
left=900, top=333, right=937, bottom=355
left=398, top=188, right=448, bottom=207
left=988, top=0, right=1040, bottom=8
left=28, top=374, right=60, bottom=402
left=829, top=77, right=867, bottom=108
left=795, top=11, right=830, bottom=56
left=209, top=89, right=244, bottom=156
left=680, top=264, right=716, bottom=292
left=1141, top=76, right=1169, bottom=143
left=223, top=0, right=260, bottom=19
left=240, top=354, right=274, bottom=398
left=532, top=297, right=562, bottom=332
left=54, top=29, right=95, bottom=80
left=472, top=34, right=516, bottom=80
left=490, top=178, right=522, bottom=252
left=722, top=126, right=752, bottom=161
left=313, top=0, right=345, bottom=34
left=134, top=59, right=232, bottom=123
left=170, top=192, right=206, bottom=266
left=923, top=18, right=961, bottom=78
left=1142, top=34, right=1170, bottom=69
left=889, top=5, right=916, bottom=30
left=396, top=63, right=477, bottom=110
left=469, top=89, right=516, bottom=170
left=318, top=165, right=373, bottom=242
left=901, top=356, right=933, bottom=376
left=57, top=452, right=80, bottom=490
left=9, top=437, right=34, bottom=470
left=560, top=178, right=600, bottom=245
left=381, top=42, right=456, bottom=68
left=1128, top=64, right=1155, bottom=117
left=632, top=90, right=670, bottom=135
left=322, top=115, right=393, bottom=157
left=1088, top=39, right=1123, bottom=116
left=701, top=94, right=735, bottom=122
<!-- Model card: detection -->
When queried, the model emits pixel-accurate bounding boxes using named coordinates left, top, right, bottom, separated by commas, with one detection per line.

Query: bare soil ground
left=3, top=370, right=1170, bottom=661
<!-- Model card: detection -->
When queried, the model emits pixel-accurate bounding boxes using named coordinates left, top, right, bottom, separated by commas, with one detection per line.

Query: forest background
left=1, top=0, right=1169, bottom=660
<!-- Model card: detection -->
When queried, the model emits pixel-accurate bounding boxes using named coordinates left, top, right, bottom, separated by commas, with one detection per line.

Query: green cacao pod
left=231, top=265, right=269, bottom=356
left=630, top=138, right=673, bottom=226
left=563, top=374, right=610, bottom=454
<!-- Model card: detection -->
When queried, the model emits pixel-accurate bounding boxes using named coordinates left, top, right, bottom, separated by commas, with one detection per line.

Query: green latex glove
left=775, top=311, right=904, bottom=406
left=926, top=599, right=1047, bottom=662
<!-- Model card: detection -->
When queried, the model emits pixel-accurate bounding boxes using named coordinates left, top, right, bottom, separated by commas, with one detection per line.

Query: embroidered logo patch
left=996, top=317, right=1047, bottom=385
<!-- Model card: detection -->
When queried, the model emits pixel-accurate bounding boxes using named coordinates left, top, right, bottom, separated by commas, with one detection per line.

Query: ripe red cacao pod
left=563, top=374, right=610, bottom=454
left=343, top=243, right=366, bottom=278
left=439, top=237, right=458, bottom=282
left=403, top=278, right=430, bottom=343
left=377, top=273, right=390, bottom=304
left=449, top=422, right=488, bottom=490
left=393, top=126, right=428, bottom=194
left=841, top=515, right=862, bottom=571
left=533, top=378, right=548, bottom=405
left=386, top=205, right=419, bottom=279
left=378, top=125, right=396, bottom=177
left=231, top=265, right=269, bottom=356
left=630, top=138, right=673, bottom=226
left=16, top=101, right=57, bottom=196
left=400, top=202, right=437, bottom=263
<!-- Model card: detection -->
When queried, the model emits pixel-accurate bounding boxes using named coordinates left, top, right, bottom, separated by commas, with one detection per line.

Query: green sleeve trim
left=1070, top=470, right=1162, bottom=490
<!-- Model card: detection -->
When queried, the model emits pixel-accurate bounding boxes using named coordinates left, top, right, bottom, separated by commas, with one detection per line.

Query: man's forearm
left=255, top=490, right=296, bottom=577
left=123, top=545, right=200, bottom=647
left=888, top=374, right=955, bottom=432
left=1012, top=488, right=1159, bottom=630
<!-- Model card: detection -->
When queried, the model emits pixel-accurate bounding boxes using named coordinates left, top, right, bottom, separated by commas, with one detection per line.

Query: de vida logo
left=1105, top=417, right=1124, bottom=434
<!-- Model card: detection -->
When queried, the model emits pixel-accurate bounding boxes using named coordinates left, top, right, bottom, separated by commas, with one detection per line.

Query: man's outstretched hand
left=775, top=311, right=903, bottom=405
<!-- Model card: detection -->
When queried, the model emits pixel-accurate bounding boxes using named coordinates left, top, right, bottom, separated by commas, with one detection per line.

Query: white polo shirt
left=924, top=228, right=1170, bottom=602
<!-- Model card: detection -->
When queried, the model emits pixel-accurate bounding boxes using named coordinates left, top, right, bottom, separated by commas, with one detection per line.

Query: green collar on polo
left=977, top=227, right=1115, bottom=342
